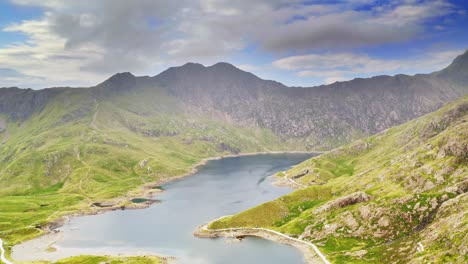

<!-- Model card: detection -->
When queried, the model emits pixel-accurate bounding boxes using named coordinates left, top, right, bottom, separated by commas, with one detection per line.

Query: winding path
left=201, top=223, right=330, bottom=264
left=0, top=238, right=13, bottom=264
left=285, top=172, right=307, bottom=188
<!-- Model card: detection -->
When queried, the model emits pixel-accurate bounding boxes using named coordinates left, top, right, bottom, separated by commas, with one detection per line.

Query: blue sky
left=0, top=0, right=467, bottom=88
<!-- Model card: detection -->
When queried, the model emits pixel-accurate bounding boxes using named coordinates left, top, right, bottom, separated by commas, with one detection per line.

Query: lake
left=13, top=153, right=316, bottom=264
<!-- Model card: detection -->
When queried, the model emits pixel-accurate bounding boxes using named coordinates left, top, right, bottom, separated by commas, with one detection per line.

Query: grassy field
left=209, top=96, right=468, bottom=263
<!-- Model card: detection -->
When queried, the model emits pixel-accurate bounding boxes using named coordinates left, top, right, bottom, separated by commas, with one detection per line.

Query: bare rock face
left=359, top=205, right=372, bottom=219
left=290, top=169, right=310, bottom=179
left=378, top=216, right=390, bottom=227
left=342, top=212, right=359, bottom=229
left=314, top=191, right=372, bottom=213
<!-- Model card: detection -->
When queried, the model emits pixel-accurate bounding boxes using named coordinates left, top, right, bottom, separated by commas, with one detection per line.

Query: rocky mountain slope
left=2, top=51, right=468, bottom=150
left=153, top=58, right=467, bottom=149
left=210, top=95, right=467, bottom=263
left=0, top=50, right=466, bottom=254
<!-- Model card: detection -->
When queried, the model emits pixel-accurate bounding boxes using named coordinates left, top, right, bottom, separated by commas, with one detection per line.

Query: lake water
left=22, top=154, right=316, bottom=264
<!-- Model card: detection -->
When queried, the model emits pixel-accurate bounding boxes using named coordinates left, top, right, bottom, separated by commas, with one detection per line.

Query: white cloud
left=0, top=0, right=463, bottom=88
left=273, top=49, right=464, bottom=83
left=0, top=14, right=104, bottom=88
left=375, top=0, right=454, bottom=26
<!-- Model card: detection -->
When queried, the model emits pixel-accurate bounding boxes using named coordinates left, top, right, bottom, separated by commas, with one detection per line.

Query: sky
left=0, top=0, right=467, bottom=88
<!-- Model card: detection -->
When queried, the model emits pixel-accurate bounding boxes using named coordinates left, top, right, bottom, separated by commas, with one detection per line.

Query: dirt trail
left=74, top=146, right=91, bottom=199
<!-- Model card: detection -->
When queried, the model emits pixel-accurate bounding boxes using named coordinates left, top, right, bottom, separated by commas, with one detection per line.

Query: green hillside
left=0, top=86, right=292, bottom=252
left=209, top=96, right=468, bottom=263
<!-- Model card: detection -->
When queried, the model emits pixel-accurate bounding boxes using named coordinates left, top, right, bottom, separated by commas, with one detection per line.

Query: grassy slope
left=210, top=96, right=467, bottom=263
left=0, top=86, right=295, bottom=257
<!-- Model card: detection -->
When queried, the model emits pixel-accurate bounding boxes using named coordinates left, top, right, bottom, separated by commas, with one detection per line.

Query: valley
left=0, top=50, right=466, bottom=263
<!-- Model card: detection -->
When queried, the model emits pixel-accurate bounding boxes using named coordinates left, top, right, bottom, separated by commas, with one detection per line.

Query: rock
left=359, top=205, right=372, bottom=219
left=91, top=202, right=114, bottom=208
left=291, top=169, right=310, bottom=179
left=445, top=180, right=468, bottom=194
left=430, top=198, right=438, bottom=210
left=139, top=159, right=149, bottom=168
left=342, top=212, right=359, bottom=230
left=314, top=191, right=372, bottom=213
left=324, top=223, right=337, bottom=231
left=374, top=229, right=388, bottom=238
left=435, top=165, right=454, bottom=178
left=423, top=180, right=435, bottom=191
left=378, top=216, right=390, bottom=227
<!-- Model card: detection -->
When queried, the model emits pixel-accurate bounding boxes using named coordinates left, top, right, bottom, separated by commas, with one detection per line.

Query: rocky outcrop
left=314, top=191, right=372, bottom=213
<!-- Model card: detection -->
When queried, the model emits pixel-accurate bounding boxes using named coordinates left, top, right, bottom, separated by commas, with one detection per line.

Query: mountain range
left=2, top=51, right=468, bottom=150
left=0, top=50, right=467, bottom=260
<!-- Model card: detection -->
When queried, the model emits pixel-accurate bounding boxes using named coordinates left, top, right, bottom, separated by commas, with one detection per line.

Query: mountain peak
left=447, top=49, right=468, bottom=67
left=436, top=49, right=468, bottom=83
left=96, top=72, right=137, bottom=93
left=173, top=62, right=241, bottom=72
left=98, top=72, right=136, bottom=85
left=156, top=61, right=256, bottom=83
left=180, top=62, right=205, bottom=69
left=107, top=72, right=135, bottom=81
left=210, top=62, right=237, bottom=69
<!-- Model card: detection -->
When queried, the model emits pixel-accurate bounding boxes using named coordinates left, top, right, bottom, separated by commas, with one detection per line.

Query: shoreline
left=193, top=221, right=330, bottom=264
left=10, top=230, right=176, bottom=263
left=10, top=150, right=321, bottom=262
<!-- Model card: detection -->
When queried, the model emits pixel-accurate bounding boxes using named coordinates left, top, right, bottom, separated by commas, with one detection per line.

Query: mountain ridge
left=92, top=50, right=468, bottom=91
left=6, top=48, right=468, bottom=92
left=1, top=51, right=467, bottom=149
